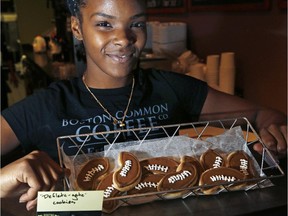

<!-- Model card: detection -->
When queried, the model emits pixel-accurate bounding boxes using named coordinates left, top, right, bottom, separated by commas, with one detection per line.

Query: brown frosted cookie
left=96, top=172, right=123, bottom=213
left=181, top=155, right=204, bottom=183
left=200, top=149, right=225, bottom=170
left=157, top=161, right=198, bottom=199
left=140, top=157, right=179, bottom=175
left=113, top=152, right=142, bottom=192
left=227, top=150, right=257, bottom=179
left=127, top=173, right=164, bottom=195
left=199, top=167, right=246, bottom=194
left=76, top=158, right=110, bottom=190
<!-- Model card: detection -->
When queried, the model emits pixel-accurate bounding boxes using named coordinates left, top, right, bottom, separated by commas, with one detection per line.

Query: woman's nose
left=113, top=28, right=136, bottom=47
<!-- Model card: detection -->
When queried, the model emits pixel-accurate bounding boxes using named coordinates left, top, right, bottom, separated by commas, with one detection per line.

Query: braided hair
left=66, top=0, right=87, bottom=18
left=66, top=0, right=87, bottom=63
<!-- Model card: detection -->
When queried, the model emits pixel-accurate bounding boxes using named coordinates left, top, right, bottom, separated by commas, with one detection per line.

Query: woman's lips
left=107, top=53, right=134, bottom=63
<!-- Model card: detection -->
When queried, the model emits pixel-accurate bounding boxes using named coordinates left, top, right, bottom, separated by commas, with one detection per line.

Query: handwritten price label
left=37, top=191, right=104, bottom=213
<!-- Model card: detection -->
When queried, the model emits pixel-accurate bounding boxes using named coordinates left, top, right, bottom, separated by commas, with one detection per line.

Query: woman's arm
left=200, top=87, right=287, bottom=158
left=1, top=115, right=21, bottom=155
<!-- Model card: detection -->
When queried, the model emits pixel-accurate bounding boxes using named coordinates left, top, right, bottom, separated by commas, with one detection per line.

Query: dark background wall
left=14, top=0, right=54, bottom=44
left=148, top=1, right=287, bottom=114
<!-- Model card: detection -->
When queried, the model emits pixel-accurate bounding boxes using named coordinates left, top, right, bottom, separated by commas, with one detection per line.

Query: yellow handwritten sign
left=37, top=191, right=104, bottom=212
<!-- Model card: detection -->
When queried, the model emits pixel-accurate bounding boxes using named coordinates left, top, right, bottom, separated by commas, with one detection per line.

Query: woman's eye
left=131, top=22, right=146, bottom=29
left=96, top=21, right=112, bottom=28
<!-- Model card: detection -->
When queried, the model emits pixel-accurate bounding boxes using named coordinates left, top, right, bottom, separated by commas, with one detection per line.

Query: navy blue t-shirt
left=2, top=68, right=208, bottom=161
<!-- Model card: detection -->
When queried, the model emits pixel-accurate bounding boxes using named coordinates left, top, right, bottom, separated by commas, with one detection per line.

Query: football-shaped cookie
left=113, top=152, right=142, bottom=192
left=76, top=158, right=110, bottom=190
left=96, top=172, right=123, bottom=213
left=200, top=149, right=225, bottom=170
left=199, top=167, right=246, bottom=194
left=128, top=173, right=164, bottom=195
left=157, top=161, right=198, bottom=199
left=227, top=150, right=256, bottom=178
left=181, top=155, right=204, bottom=183
left=140, top=157, right=179, bottom=175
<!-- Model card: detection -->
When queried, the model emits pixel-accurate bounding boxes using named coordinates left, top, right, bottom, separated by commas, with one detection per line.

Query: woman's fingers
left=256, top=124, right=287, bottom=158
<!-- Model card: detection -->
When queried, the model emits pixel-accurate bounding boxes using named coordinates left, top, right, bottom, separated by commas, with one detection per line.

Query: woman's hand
left=253, top=124, right=287, bottom=159
left=0, top=150, right=70, bottom=211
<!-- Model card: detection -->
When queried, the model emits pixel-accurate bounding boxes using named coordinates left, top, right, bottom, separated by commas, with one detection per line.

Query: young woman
left=1, top=0, right=287, bottom=211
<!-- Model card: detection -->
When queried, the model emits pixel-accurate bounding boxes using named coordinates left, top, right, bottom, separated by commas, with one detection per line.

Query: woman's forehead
left=67, top=0, right=145, bottom=16
left=81, top=0, right=147, bottom=21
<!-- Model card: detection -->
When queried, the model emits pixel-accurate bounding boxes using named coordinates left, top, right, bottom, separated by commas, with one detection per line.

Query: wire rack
left=57, top=117, right=285, bottom=213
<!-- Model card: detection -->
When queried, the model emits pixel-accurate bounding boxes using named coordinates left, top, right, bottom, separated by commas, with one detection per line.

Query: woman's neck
left=82, top=72, right=133, bottom=89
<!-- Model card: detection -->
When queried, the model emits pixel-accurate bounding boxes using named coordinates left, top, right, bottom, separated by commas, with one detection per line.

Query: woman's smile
left=106, top=51, right=135, bottom=64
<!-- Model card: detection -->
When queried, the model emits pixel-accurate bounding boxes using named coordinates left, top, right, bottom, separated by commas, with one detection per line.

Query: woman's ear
left=71, top=16, right=83, bottom=41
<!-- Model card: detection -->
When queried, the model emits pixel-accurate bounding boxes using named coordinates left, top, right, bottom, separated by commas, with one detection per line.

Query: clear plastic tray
left=57, top=117, right=284, bottom=213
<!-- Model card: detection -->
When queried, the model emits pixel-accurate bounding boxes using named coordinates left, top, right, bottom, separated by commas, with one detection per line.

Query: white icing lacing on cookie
left=168, top=170, right=192, bottom=184
left=135, top=181, right=158, bottom=190
left=239, top=159, right=249, bottom=175
left=103, top=184, right=117, bottom=198
left=120, top=160, right=132, bottom=177
left=213, top=156, right=223, bottom=168
left=209, top=175, right=237, bottom=182
left=147, top=164, right=169, bottom=173
left=83, top=164, right=105, bottom=182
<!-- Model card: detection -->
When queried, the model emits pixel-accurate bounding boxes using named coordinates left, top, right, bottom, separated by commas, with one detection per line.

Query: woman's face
left=74, top=0, right=147, bottom=80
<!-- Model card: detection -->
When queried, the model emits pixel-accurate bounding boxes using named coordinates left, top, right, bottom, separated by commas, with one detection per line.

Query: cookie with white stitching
left=76, top=158, right=110, bottom=190
left=140, top=157, right=179, bottom=175
left=128, top=173, right=164, bottom=195
left=97, top=172, right=123, bottom=213
left=113, top=152, right=142, bottom=192
left=199, top=167, right=246, bottom=194
left=157, top=161, right=198, bottom=199
left=200, top=149, right=225, bottom=170
left=227, top=150, right=257, bottom=178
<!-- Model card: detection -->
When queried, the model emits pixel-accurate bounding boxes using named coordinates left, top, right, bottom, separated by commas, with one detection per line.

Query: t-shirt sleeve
left=154, top=70, right=208, bottom=120
left=2, top=90, right=51, bottom=152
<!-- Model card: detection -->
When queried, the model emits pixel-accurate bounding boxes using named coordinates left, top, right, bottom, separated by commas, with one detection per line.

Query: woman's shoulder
left=47, top=77, right=81, bottom=92
left=140, top=67, right=181, bottom=77
left=139, top=68, right=207, bottom=85
left=19, top=77, right=82, bottom=104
